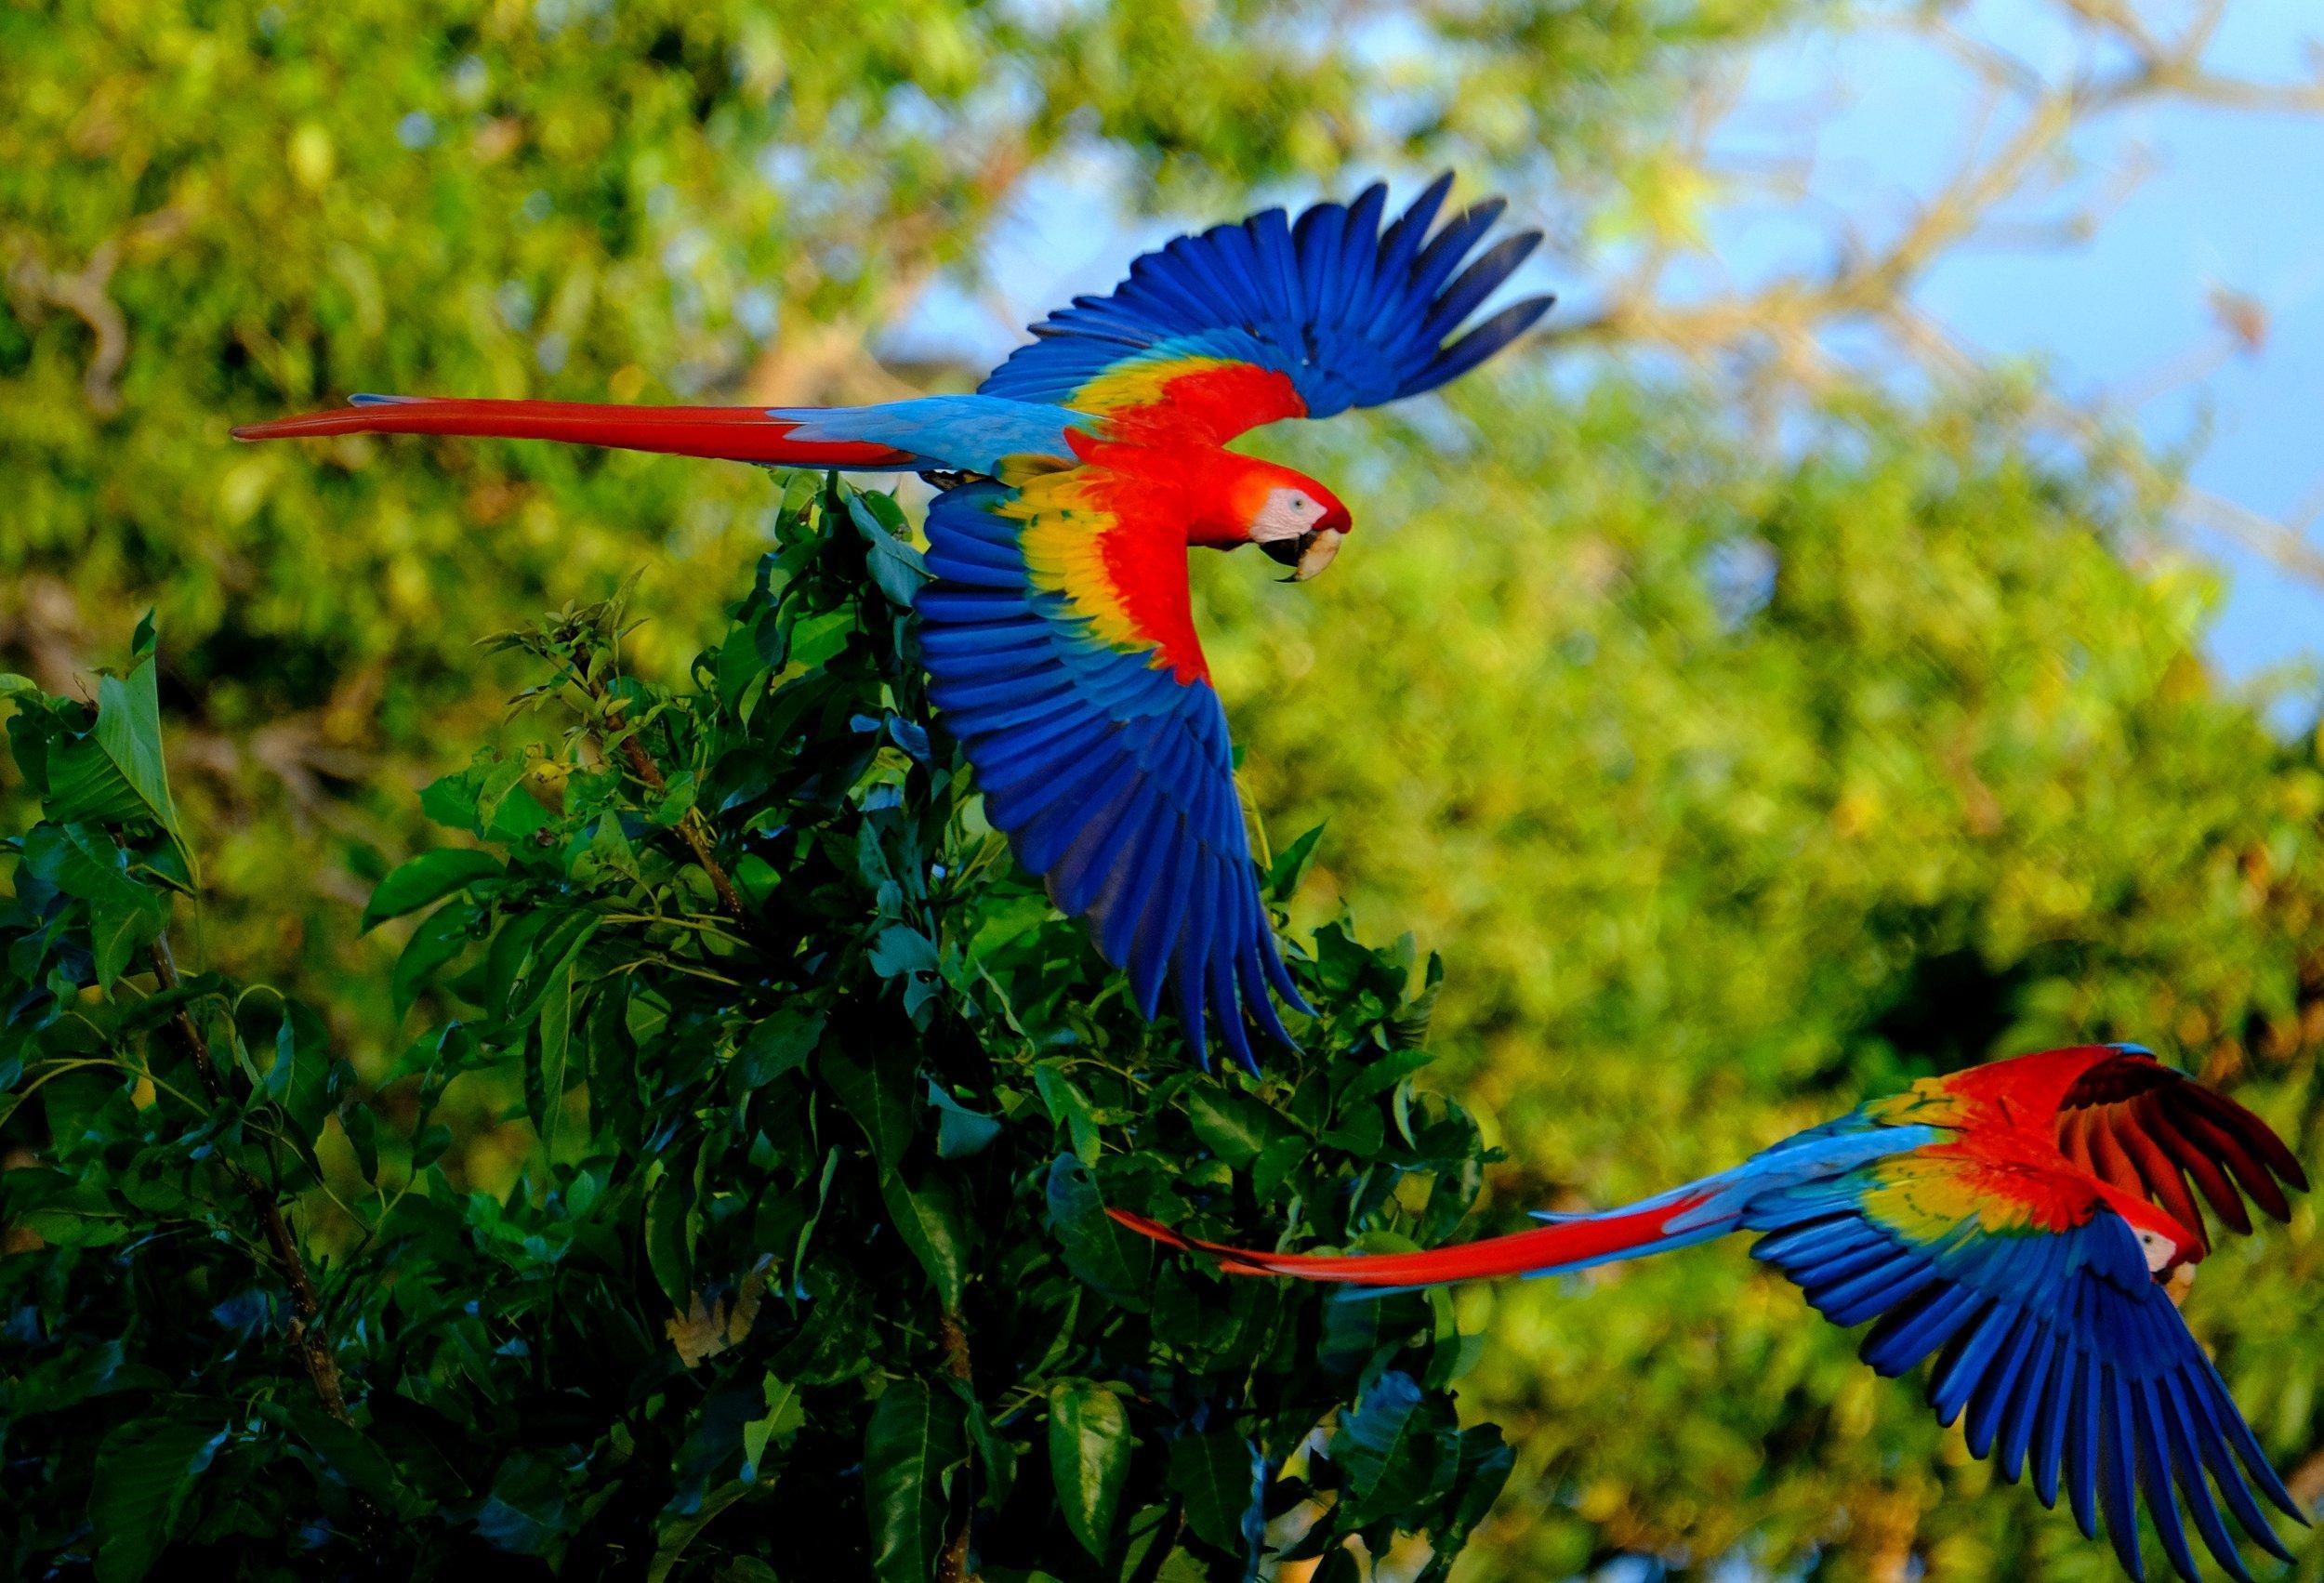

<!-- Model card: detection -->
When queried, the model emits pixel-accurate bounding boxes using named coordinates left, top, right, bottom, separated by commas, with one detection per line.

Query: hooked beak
left=1260, top=528, right=1344, bottom=583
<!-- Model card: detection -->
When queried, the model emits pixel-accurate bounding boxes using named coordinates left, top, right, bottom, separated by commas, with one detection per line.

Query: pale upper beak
left=1260, top=528, right=1344, bottom=582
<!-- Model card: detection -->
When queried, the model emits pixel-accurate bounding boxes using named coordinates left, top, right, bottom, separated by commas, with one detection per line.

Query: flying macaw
left=233, top=176, right=1553, bottom=1072
left=1110, top=1044, right=2314, bottom=1580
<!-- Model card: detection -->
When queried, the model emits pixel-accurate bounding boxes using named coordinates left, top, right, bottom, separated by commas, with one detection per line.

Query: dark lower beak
left=1261, top=534, right=1310, bottom=569
left=1259, top=529, right=1341, bottom=582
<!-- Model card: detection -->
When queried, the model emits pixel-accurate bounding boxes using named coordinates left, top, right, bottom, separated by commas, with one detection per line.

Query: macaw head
left=2100, top=1184, right=2201, bottom=1282
left=1229, top=463, right=1352, bottom=582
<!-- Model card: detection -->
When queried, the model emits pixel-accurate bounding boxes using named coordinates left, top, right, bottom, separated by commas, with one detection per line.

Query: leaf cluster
left=2, top=475, right=1512, bottom=1581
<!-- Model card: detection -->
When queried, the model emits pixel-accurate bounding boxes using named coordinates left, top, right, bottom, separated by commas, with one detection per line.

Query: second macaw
left=233, top=176, right=1553, bottom=1072
left=1111, top=1045, right=2313, bottom=1581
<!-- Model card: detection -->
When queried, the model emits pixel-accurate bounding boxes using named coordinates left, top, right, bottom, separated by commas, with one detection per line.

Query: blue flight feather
left=978, top=175, right=1553, bottom=426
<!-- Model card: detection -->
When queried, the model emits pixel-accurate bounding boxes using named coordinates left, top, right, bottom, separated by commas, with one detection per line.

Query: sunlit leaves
left=1048, top=1379, right=1133, bottom=1559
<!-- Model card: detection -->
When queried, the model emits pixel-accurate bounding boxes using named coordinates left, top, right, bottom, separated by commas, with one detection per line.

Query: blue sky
left=1698, top=0, right=2324, bottom=683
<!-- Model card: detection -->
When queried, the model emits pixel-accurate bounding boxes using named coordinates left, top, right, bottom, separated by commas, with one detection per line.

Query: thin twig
left=612, top=726, right=746, bottom=919
left=937, top=1309, right=975, bottom=1583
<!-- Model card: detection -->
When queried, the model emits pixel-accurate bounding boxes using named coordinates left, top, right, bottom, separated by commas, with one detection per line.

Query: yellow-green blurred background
left=6, top=1, right=2320, bottom=1576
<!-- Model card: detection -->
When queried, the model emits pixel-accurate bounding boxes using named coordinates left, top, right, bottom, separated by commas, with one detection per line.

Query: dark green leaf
left=1033, top=1062, right=1101, bottom=1165
left=1329, top=1371, right=1454, bottom=1526
left=1169, top=1431, right=1261, bottom=1554
left=848, top=495, right=930, bottom=609
left=1426, top=1426, right=1516, bottom=1576
left=825, top=1047, right=917, bottom=1169
left=89, top=1418, right=226, bottom=1583
left=927, top=1080, right=1001, bottom=1159
left=363, top=848, right=502, bottom=930
left=879, top=1167, right=971, bottom=1309
left=1267, top=822, right=1327, bottom=903
left=1182, top=1082, right=1279, bottom=1167
left=863, top=1380, right=965, bottom=1583
left=529, top=954, right=577, bottom=1155
left=737, top=1005, right=824, bottom=1087
left=646, top=1139, right=704, bottom=1307
left=741, top=1375, right=807, bottom=1477
left=1045, top=1154, right=1149, bottom=1309
left=23, top=823, right=168, bottom=986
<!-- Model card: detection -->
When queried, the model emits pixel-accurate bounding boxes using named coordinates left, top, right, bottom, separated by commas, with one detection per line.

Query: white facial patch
left=1249, top=487, right=1324, bottom=544
left=2136, top=1228, right=2173, bottom=1273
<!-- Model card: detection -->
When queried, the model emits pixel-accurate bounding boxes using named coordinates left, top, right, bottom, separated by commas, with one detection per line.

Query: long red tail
left=1106, top=1198, right=1714, bottom=1287
left=231, top=396, right=922, bottom=468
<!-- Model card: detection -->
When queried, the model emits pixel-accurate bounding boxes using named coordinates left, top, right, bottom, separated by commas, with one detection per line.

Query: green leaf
left=260, top=996, right=339, bottom=1147
left=741, top=1374, right=808, bottom=1478
left=44, top=657, right=194, bottom=881
left=646, top=1139, right=704, bottom=1307
left=1169, top=1431, right=1260, bottom=1554
left=879, top=1168, right=971, bottom=1309
left=948, top=1379, right=1019, bottom=1510
left=393, top=901, right=474, bottom=1014
left=1047, top=1379, right=1132, bottom=1559
left=737, top=1005, right=824, bottom=1087
left=22, top=823, right=168, bottom=987
left=848, top=494, right=930, bottom=609
left=1045, top=1154, right=1149, bottom=1309
left=1318, top=1286, right=1426, bottom=1376
left=863, top=1380, right=966, bottom=1583
left=1387, top=951, right=1445, bottom=1049
left=867, top=923, right=939, bottom=979
left=646, top=1483, right=754, bottom=1583
left=927, top=1080, right=1001, bottom=1159
left=1033, top=1062, right=1101, bottom=1166
left=825, top=1047, right=917, bottom=1169
left=1330, top=1371, right=1454, bottom=1526
left=256, top=1401, right=414, bottom=1517
left=90, top=1418, right=227, bottom=1582
left=1267, top=822, right=1327, bottom=903
left=1182, top=1082, right=1280, bottom=1167
left=529, top=954, right=578, bottom=1157
left=1428, top=1426, right=1516, bottom=1576
left=362, top=848, right=502, bottom=930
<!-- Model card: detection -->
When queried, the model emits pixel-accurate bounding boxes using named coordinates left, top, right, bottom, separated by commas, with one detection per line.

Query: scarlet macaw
left=1110, top=1045, right=2314, bottom=1580
left=234, top=176, right=1553, bottom=1071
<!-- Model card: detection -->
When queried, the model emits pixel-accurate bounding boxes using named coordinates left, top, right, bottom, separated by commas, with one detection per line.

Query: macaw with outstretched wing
left=1112, top=1045, right=2313, bottom=1580
left=236, top=175, right=1552, bottom=1070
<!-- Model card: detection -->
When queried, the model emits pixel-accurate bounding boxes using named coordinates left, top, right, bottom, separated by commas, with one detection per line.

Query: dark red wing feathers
left=2054, top=1049, right=2307, bottom=1249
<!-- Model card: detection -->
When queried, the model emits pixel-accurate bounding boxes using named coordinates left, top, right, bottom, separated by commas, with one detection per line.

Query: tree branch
left=149, top=936, right=351, bottom=1424
left=1539, top=0, right=2324, bottom=589
left=608, top=720, right=746, bottom=920
left=936, top=1308, right=975, bottom=1583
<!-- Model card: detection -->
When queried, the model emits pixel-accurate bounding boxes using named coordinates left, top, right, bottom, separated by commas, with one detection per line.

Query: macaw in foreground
left=234, top=176, right=1552, bottom=1072
left=1111, top=1045, right=2313, bottom=1580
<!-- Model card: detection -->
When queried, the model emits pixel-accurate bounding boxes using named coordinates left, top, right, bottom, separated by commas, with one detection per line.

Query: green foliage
left=1, top=0, right=1810, bottom=1088
left=2, top=477, right=1508, bottom=1579
left=1205, top=379, right=2324, bottom=1576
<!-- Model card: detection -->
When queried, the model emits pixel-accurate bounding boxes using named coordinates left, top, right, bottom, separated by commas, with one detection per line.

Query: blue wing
left=915, top=478, right=1308, bottom=1071
left=977, top=174, right=1554, bottom=437
left=1748, top=1161, right=2304, bottom=1583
